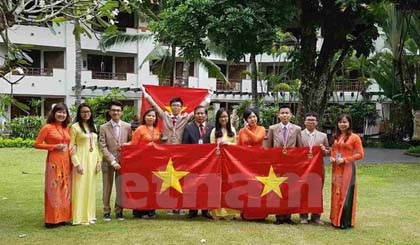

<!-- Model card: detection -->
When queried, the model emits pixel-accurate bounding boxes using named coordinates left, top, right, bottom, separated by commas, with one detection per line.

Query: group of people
left=34, top=88, right=364, bottom=230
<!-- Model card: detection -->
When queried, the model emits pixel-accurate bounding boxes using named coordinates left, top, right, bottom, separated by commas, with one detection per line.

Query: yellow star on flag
left=153, top=158, right=189, bottom=194
left=256, top=165, right=288, bottom=198
left=164, top=105, right=187, bottom=115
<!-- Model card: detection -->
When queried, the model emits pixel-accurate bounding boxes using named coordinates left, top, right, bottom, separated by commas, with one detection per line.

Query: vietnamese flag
left=221, top=146, right=324, bottom=216
left=140, top=85, right=209, bottom=128
left=120, top=144, right=221, bottom=209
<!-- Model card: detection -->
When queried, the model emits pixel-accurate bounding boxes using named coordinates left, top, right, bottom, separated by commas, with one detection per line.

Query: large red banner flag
left=140, top=85, right=209, bottom=125
left=119, top=144, right=324, bottom=213
left=222, top=146, right=324, bottom=217
left=120, top=144, right=222, bottom=209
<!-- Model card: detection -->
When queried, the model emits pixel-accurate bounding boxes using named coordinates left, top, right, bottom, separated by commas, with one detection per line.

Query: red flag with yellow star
left=119, top=143, right=222, bottom=209
left=221, top=145, right=324, bottom=217
left=140, top=85, right=208, bottom=128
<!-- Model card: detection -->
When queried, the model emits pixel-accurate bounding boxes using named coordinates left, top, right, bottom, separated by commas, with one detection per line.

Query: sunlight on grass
left=1, top=148, right=419, bottom=244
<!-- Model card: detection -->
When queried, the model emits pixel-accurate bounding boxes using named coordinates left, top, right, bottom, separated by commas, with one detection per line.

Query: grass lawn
left=1, top=148, right=420, bottom=244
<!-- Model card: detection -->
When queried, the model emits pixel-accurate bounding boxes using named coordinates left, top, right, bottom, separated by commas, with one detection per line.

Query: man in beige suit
left=267, top=104, right=302, bottom=225
left=99, top=101, right=132, bottom=221
left=300, top=112, right=329, bottom=225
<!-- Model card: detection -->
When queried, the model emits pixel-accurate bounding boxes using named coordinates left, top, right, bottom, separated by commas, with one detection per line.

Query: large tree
left=295, top=0, right=383, bottom=119
left=206, top=0, right=296, bottom=106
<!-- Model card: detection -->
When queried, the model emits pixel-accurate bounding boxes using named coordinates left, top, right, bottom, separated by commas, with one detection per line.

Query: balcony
left=335, top=79, right=365, bottom=91
left=158, top=76, right=188, bottom=87
left=216, top=79, right=242, bottom=91
left=17, top=68, right=54, bottom=76
left=91, top=71, right=127, bottom=80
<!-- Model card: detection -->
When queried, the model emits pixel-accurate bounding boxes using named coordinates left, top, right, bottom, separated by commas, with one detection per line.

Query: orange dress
left=35, top=123, right=72, bottom=224
left=330, top=133, right=364, bottom=228
left=237, top=125, right=265, bottom=147
left=131, top=125, right=160, bottom=145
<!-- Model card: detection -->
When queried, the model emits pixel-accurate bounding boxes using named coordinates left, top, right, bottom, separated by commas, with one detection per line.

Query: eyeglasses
left=171, top=104, right=182, bottom=108
left=110, top=109, right=122, bottom=112
left=81, top=111, right=91, bottom=114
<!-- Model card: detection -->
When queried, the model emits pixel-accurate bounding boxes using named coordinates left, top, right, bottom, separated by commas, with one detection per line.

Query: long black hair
left=333, top=114, right=352, bottom=143
left=215, top=108, right=235, bottom=138
left=76, top=103, right=97, bottom=134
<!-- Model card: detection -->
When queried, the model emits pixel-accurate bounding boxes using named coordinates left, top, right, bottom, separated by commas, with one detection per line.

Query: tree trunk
left=298, top=0, right=318, bottom=117
left=74, top=20, right=82, bottom=106
left=170, top=44, right=176, bottom=86
left=182, top=60, right=190, bottom=87
left=250, top=53, right=258, bottom=106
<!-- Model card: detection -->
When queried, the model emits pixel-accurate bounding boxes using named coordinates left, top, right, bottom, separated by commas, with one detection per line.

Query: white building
left=0, top=18, right=389, bottom=135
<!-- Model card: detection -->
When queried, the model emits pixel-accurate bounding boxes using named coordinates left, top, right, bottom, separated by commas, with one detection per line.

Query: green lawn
left=1, top=148, right=419, bottom=244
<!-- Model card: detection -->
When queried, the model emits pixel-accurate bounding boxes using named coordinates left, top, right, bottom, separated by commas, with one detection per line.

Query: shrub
left=0, top=137, right=35, bottom=148
left=407, top=146, right=420, bottom=154
left=9, top=116, right=44, bottom=139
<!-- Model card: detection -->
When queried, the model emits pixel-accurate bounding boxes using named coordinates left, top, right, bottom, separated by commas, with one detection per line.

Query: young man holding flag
left=141, top=86, right=212, bottom=215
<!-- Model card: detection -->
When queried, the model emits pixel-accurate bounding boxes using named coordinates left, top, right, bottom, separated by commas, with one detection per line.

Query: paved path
left=324, top=148, right=420, bottom=164
left=359, top=148, right=420, bottom=164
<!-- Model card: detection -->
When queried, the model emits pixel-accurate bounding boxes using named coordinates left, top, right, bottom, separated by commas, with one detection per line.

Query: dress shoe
left=275, top=218, right=296, bottom=225
left=283, top=218, right=297, bottom=225
left=202, top=213, right=213, bottom=219
left=116, top=212, right=124, bottom=221
left=45, top=223, right=60, bottom=229
left=310, top=218, right=324, bottom=225
left=300, top=218, right=309, bottom=224
left=103, top=213, right=111, bottom=222
left=188, top=213, right=198, bottom=219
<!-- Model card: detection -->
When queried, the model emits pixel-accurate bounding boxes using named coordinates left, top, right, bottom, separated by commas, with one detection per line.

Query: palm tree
left=100, top=32, right=228, bottom=86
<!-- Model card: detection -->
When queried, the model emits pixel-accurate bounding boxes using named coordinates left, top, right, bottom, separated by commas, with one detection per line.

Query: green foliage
left=9, top=116, right=44, bottom=140
left=0, top=137, right=34, bottom=148
left=122, top=105, right=137, bottom=123
left=149, top=0, right=215, bottom=61
left=234, top=99, right=278, bottom=129
left=406, top=145, right=420, bottom=154
left=80, top=89, right=136, bottom=127
left=324, top=102, right=380, bottom=134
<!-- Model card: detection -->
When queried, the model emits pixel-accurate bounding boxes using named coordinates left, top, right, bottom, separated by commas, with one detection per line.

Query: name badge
left=336, top=153, right=342, bottom=159
left=198, top=139, right=203, bottom=144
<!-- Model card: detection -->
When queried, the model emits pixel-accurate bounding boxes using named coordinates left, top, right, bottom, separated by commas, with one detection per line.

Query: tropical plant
left=370, top=4, right=420, bottom=140
left=9, top=116, right=44, bottom=139
left=0, top=137, right=35, bottom=148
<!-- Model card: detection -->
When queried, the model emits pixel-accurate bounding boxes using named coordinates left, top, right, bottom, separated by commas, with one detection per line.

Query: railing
left=216, top=79, right=242, bottom=91
left=334, top=79, right=365, bottom=91
left=17, top=20, right=49, bottom=27
left=91, top=71, right=127, bottom=80
left=13, top=67, right=53, bottom=76
left=158, top=76, right=187, bottom=87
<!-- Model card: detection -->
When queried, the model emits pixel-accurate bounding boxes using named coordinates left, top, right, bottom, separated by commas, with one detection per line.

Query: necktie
left=282, top=126, right=288, bottom=146
left=172, top=116, right=177, bottom=126
left=199, top=124, right=205, bottom=138
left=113, top=124, right=120, bottom=144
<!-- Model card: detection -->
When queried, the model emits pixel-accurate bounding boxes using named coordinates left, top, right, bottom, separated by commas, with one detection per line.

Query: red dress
left=35, top=123, right=72, bottom=224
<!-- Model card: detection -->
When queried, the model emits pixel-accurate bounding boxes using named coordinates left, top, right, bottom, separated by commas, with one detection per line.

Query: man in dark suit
left=182, top=105, right=214, bottom=219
